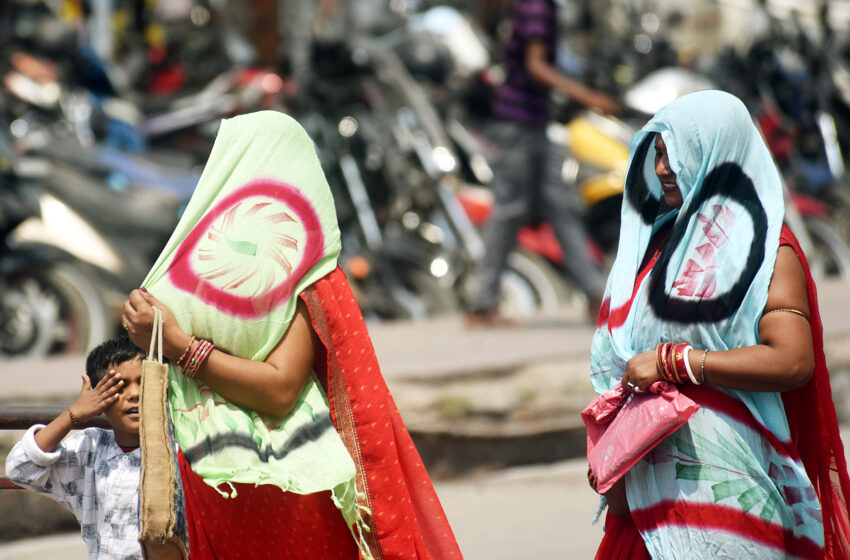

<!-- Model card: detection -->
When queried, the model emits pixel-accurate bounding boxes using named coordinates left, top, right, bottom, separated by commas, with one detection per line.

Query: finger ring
left=626, top=381, right=637, bottom=391
left=122, top=321, right=130, bottom=331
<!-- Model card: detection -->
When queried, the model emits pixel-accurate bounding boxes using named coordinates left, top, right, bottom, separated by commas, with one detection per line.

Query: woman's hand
left=122, top=288, right=190, bottom=361
left=122, top=286, right=317, bottom=417
left=604, top=477, right=630, bottom=517
left=588, top=466, right=631, bottom=516
left=621, top=349, right=662, bottom=393
left=69, top=370, right=124, bottom=423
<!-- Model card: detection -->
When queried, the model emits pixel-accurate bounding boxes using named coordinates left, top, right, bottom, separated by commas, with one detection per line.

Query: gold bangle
left=67, top=408, right=79, bottom=427
left=656, top=343, right=666, bottom=381
left=700, top=350, right=708, bottom=384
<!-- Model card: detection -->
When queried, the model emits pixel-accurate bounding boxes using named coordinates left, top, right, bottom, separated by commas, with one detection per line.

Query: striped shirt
left=492, top=0, right=557, bottom=125
left=5, top=425, right=142, bottom=559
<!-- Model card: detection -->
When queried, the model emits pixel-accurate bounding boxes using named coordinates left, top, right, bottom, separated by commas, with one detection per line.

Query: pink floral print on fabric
left=674, top=205, right=737, bottom=298
left=169, top=180, right=325, bottom=317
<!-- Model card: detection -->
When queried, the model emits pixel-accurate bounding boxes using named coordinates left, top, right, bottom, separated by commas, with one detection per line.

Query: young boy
left=5, top=336, right=145, bottom=559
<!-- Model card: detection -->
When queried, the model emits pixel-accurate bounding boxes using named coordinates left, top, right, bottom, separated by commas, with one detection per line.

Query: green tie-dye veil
left=141, top=111, right=367, bottom=550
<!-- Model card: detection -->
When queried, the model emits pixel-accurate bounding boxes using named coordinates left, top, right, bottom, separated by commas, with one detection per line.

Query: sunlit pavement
left=2, top=279, right=850, bottom=559
left=3, top=426, right=850, bottom=560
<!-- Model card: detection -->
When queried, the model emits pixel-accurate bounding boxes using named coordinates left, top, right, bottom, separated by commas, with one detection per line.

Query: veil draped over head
left=591, top=91, right=850, bottom=558
left=142, top=112, right=354, bottom=499
left=592, top=90, right=785, bottom=395
left=141, top=112, right=463, bottom=559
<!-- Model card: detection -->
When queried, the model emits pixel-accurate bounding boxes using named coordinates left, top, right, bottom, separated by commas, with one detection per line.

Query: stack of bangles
left=175, top=335, right=215, bottom=379
left=656, top=342, right=707, bottom=385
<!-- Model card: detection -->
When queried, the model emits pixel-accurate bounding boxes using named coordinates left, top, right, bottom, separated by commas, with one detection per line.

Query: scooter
left=0, top=128, right=113, bottom=358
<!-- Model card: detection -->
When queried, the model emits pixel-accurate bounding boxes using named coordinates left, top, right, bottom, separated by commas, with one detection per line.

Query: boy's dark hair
left=85, top=336, right=146, bottom=385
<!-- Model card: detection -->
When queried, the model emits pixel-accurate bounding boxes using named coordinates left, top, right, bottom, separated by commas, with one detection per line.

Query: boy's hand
left=69, top=371, right=123, bottom=423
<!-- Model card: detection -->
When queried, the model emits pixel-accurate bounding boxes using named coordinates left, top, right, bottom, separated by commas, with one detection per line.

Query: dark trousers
left=468, top=118, right=605, bottom=312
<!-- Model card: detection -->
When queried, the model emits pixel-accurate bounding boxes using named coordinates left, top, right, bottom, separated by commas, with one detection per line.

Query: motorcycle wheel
left=585, top=194, right=623, bottom=256
left=0, top=263, right=111, bottom=358
left=498, top=251, right=570, bottom=317
left=802, top=216, right=850, bottom=280
left=398, top=268, right=460, bottom=318
left=822, top=183, right=850, bottom=239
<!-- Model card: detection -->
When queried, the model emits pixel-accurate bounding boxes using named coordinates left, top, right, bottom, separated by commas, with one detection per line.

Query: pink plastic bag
left=581, top=381, right=699, bottom=494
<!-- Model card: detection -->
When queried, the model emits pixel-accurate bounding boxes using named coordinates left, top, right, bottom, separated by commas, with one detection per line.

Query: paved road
left=4, top=423, right=850, bottom=560
left=2, top=279, right=850, bottom=558
left=0, top=457, right=604, bottom=560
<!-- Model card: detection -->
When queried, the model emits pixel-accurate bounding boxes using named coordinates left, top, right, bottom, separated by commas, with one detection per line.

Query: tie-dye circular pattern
left=168, top=179, right=325, bottom=317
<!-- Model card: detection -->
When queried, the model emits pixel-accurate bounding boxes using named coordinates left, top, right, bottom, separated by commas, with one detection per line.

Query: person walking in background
left=465, top=0, right=620, bottom=326
left=589, top=90, right=850, bottom=558
left=5, top=337, right=146, bottom=559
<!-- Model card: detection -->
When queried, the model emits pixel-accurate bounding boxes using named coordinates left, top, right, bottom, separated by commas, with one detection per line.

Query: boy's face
left=104, top=357, right=142, bottom=448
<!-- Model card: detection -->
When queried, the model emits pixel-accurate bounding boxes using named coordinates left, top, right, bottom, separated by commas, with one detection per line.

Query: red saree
left=177, top=267, right=463, bottom=559
left=778, top=227, right=850, bottom=559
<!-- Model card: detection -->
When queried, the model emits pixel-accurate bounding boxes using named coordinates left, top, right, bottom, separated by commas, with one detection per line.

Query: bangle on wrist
left=670, top=343, right=684, bottom=384
left=657, top=342, right=701, bottom=385
left=656, top=343, right=672, bottom=382
left=681, top=345, right=701, bottom=385
left=700, top=350, right=708, bottom=384
left=67, top=408, right=80, bottom=427
left=175, top=336, right=197, bottom=368
left=182, top=338, right=215, bottom=379
left=181, top=338, right=202, bottom=378
left=660, top=343, right=678, bottom=383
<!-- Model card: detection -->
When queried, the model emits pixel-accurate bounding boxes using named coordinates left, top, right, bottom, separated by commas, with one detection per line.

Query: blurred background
left=3, top=0, right=850, bottom=558
left=3, top=0, right=850, bottom=355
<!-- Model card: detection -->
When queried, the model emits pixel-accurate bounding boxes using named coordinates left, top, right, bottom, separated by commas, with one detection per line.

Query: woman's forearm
left=191, top=350, right=308, bottom=417
left=524, top=41, right=620, bottom=114
left=686, top=333, right=813, bottom=392
left=161, top=302, right=317, bottom=418
left=679, top=246, right=814, bottom=393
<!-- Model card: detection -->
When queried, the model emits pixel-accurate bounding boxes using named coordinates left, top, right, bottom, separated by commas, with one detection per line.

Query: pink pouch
left=581, top=381, right=699, bottom=494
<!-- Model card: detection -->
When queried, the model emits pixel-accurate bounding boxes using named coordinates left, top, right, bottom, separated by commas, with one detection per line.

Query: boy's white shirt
left=5, top=425, right=141, bottom=560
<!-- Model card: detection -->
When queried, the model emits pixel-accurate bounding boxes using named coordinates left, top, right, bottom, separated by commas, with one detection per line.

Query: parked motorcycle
left=303, top=37, right=568, bottom=319
left=0, top=126, right=112, bottom=358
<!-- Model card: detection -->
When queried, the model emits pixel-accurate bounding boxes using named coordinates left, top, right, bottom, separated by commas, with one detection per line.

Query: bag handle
left=148, top=306, right=163, bottom=364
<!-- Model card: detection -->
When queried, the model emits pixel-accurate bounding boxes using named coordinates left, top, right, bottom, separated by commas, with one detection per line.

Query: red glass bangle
left=180, top=339, right=202, bottom=378
left=184, top=339, right=214, bottom=379
left=183, top=340, right=204, bottom=379
left=186, top=340, right=207, bottom=376
left=672, top=343, right=690, bottom=384
left=175, top=336, right=197, bottom=368
left=671, top=344, right=685, bottom=384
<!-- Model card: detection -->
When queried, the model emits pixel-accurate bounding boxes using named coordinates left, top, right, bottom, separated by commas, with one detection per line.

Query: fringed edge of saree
left=301, top=267, right=464, bottom=560
left=301, top=283, right=382, bottom=560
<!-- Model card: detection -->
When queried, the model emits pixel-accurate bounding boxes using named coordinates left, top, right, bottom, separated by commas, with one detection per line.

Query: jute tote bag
left=138, top=307, right=189, bottom=558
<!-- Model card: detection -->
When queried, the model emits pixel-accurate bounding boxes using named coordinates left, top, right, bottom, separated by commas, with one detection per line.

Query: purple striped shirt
left=492, top=0, right=557, bottom=125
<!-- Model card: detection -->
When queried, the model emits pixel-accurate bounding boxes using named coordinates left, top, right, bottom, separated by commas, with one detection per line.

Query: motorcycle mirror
left=13, top=157, right=52, bottom=178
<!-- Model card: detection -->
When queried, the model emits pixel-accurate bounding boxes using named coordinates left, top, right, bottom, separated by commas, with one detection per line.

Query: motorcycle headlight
left=430, top=256, right=450, bottom=278
left=432, top=145, right=456, bottom=173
